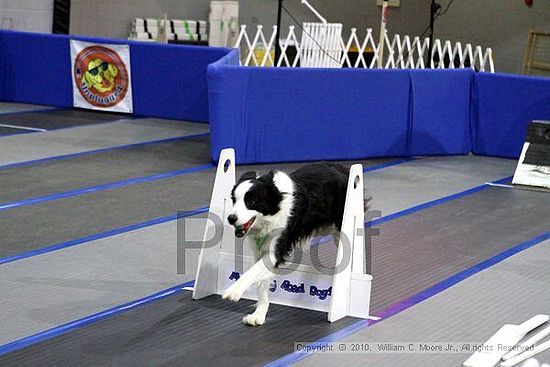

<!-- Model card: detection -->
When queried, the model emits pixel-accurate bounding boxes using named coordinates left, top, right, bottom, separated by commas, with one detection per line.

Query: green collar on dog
left=254, top=235, right=268, bottom=251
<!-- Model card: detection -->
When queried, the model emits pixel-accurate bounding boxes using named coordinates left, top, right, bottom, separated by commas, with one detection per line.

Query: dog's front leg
left=222, top=255, right=274, bottom=303
left=242, top=278, right=271, bottom=326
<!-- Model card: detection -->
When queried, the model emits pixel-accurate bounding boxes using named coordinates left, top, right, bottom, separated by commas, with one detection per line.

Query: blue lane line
left=363, top=157, right=416, bottom=173
left=0, top=207, right=209, bottom=266
left=0, top=166, right=514, bottom=356
left=0, top=156, right=414, bottom=265
left=0, top=280, right=195, bottom=357
left=266, top=229, right=550, bottom=367
left=368, top=175, right=513, bottom=227
left=0, top=132, right=210, bottom=171
left=310, top=175, right=512, bottom=248
left=0, top=163, right=214, bottom=211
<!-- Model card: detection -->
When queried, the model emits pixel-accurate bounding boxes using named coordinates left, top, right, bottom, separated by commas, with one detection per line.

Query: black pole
left=275, top=0, right=283, bottom=67
left=427, top=0, right=441, bottom=68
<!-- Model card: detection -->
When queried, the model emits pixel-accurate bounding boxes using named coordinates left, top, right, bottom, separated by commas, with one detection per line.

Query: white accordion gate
left=235, top=25, right=495, bottom=72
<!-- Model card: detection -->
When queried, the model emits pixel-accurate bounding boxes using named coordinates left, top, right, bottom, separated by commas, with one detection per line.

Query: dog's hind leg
left=242, top=278, right=271, bottom=326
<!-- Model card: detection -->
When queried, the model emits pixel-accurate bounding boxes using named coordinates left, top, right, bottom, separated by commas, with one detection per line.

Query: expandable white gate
left=235, top=25, right=495, bottom=72
left=193, top=148, right=372, bottom=322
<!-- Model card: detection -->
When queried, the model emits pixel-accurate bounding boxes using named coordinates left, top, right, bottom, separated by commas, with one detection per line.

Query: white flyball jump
left=193, top=148, right=373, bottom=322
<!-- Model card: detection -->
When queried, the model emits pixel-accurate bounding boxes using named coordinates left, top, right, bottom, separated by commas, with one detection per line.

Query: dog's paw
left=222, top=283, right=245, bottom=302
left=242, top=313, right=266, bottom=326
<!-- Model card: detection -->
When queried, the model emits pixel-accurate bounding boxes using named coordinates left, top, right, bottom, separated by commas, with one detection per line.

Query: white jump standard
left=193, top=148, right=373, bottom=326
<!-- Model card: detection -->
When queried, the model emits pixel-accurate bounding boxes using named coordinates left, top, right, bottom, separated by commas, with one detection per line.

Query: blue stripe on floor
left=0, top=207, right=209, bottom=265
left=265, top=229, right=550, bottom=367
left=0, top=280, right=195, bottom=357
left=0, top=163, right=214, bottom=211
left=0, top=160, right=516, bottom=358
left=0, top=132, right=210, bottom=171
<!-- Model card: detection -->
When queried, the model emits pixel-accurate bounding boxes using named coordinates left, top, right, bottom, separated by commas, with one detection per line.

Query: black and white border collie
left=222, top=162, right=352, bottom=326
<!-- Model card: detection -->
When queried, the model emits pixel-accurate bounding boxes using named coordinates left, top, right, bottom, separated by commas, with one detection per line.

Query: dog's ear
left=237, top=171, right=257, bottom=184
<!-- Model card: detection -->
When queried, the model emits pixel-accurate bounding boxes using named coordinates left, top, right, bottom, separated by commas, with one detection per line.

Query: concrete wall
left=68, top=0, right=549, bottom=74
left=69, top=0, right=428, bottom=44
left=0, top=0, right=54, bottom=33
left=239, top=0, right=429, bottom=40
left=434, top=0, right=550, bottom=74
left=69, top=0, right=210, bottom=40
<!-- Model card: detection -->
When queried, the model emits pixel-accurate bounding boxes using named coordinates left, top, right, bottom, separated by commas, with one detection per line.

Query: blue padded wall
left=209, top=55, right=412, bottom=163
left=208, top=58, right=476, bottom=163
left=472, top=73, right=550, bottom=158
left=0, top=30, right=229, bottom=122
left=0, top=31, right=72, bottom=107
left=409, top=69, right=473, bottom=156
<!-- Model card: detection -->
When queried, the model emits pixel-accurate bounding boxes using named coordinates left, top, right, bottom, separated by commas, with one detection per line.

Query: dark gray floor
left=0, top=109, right=131, bottom=134
left=0, top=126, right=31, bottom=136
left=368, top=186, right=550, bottom=313
left=297, top=239, right=550, bottom=367
left=2, top=186, right=549, bottom=366
left=0, top=135, right=211, bottom=203
left=0, top=157, right=392, bottom=259
left=0, top=292, right=358, bottom=367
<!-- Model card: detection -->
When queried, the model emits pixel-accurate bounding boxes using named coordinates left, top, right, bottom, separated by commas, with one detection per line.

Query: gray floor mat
left=0, top=119, right=209, bottom=167
left=0, top=135, right=211, bottom=203
left=368, top=186, right=550, bottom=314
left=0, top=109, right=130, bottom=131
left=0, top=159, right=391, bottom=259
left=0, top=292, right=358, bottom=367
left=2, top=187, right=549, bottom=367
left=0, top=102, right=54, bottom=114
left=296, top=239, right=550, bottom=367
left=0, top=127, right=28, bottom=136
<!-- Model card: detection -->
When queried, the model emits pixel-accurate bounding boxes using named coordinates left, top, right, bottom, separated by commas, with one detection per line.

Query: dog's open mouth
left=235, top=217, right=256, bottom=238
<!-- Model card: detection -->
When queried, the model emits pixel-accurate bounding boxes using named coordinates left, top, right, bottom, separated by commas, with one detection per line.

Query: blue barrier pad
left=209, top=60, right=411, bottom=163
left=409, top=69, right=473, bottom=156
left=0, top=31, right=72, bottom=107
left=128, top=42, right=228, bottom=122
left=0, top=30, right=229, bottom=122
left=473, top=73, right=550, bottom=158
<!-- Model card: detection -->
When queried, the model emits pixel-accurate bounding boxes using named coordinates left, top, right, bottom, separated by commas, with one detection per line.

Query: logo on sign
left=73, top=45, right=129, bottom=108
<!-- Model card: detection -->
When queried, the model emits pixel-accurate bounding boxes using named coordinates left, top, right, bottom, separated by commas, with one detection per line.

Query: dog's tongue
left=234, top=218, right=255, bottom=238
left=242, top=217, right=255, bottom=231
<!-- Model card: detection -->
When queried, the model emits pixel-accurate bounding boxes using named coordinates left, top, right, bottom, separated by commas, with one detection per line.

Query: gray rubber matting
left=0, top=135, right=210, bottom=203
left=0, top=126, right=29, bottom=136
left=0, top=119, right=208, bottom=167
left=0, top=156, right=514, bottom=346
left=0, top=292, right=358, bottom=367
left=0, top=159, right=391, bottom=259
left=297, top=240, right=550, bottom=367
left=1, top=186, right=548, bottom=366
left=0, top=109, right=130, bottom=132
left=0, top=102, right=55, bottom=114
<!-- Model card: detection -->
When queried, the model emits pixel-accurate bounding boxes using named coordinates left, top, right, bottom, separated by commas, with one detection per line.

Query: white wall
left=0, top=0, right=54, bottom=33
left=68, top=0, right=549, bottom=74
left=70, top=0, right=210, bottom=39
left=434, top=0, right=550, bottom=74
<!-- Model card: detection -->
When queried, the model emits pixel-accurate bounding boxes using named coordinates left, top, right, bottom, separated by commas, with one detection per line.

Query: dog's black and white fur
left=222, top=162, right=351, bottom=326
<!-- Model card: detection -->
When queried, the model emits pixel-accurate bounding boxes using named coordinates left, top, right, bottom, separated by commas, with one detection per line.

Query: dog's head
left=228, top=170, right=284, bottom=237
